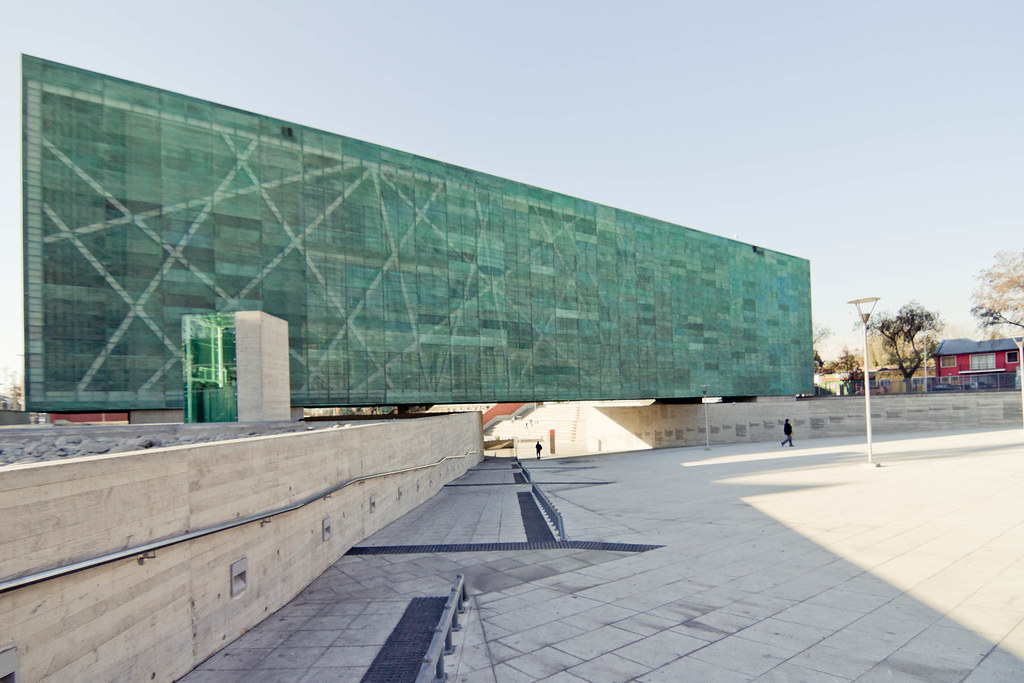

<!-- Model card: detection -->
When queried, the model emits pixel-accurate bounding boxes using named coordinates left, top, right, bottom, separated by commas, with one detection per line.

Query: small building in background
left=933, top=338, right=1021, bottom=391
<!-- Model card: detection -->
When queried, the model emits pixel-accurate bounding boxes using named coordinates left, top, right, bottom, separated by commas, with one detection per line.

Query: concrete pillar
left=234, top=312, right=291, bottom=422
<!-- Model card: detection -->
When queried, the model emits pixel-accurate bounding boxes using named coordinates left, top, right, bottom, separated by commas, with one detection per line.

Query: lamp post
left=1015, top=336, right=1024, bottom=432
left=701, top=385, right=710, bottom=450
left=848, top=297, right=881, bottom=466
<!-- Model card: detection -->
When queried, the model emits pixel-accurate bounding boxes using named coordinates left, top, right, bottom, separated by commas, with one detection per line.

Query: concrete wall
left=588, top=393, right=1024, bottom=451
left=128, top=409, right=185, bottom=424
left=0, top=413, right=482, bottom=683
left=0, top=411, right=31, bottom=426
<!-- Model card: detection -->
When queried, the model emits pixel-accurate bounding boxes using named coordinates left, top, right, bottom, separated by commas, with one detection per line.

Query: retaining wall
left=0, top=413, right=482, bottom=682
left=588, top=393, right=1024, bottom=451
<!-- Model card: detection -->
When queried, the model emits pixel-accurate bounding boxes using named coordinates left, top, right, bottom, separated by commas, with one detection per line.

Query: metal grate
left=360, top=597, right=446, bottom=683
left=518, top=491, right=556, bottom=542
left=347, top=541, right=663, bottom=555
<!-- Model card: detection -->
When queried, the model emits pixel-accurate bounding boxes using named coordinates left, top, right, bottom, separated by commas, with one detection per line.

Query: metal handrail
left=532, top=483, right=567, bottom=542
left=519, top=463, right=567, bottom=542
left=0, top=449, right=482, bottom=595
left=416, top=573, right=469, bottom=683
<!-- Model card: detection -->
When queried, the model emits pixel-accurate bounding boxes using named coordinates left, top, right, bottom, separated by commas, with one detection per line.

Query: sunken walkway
left=180, top=429, right=1024, bottom=681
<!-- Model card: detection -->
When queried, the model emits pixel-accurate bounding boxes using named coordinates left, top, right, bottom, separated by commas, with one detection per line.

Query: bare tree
left=812, top=324, right=832, bottom=371
left=813, top=324, right=832, bottom=346
left=868, top=301, right=942, bottom=390
left=972, top=250, right=1024, bottom=332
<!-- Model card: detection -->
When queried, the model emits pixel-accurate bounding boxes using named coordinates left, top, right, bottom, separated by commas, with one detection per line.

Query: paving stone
left=281, top=629, right=341, bottom=648
left=503, top=645, right=585, bottom=679
left=299, top=667, right=366, bottom=683
left=612, top=612, right=682, bottom=637
left=789, top=642, right=895, bottom=680
left=755, top=661, right=852, bottom=682
left=172, top=671, right=246, bottom=683
left=494, top=619, right=587, bottom=653
left=613, top=628, right=706, bottom=668
left=774, top=601, right=863, bottom=631
left=964, top=649, right=1024, bottom=681
left=858, top=655, right=973, bottom=683
left=256, top=646, right=329, bottom=670
left=492, top=661, right=538, bottom=682
left=896, top=623, right=996, bottom=669
left=194, top=646, right=273, bottom=672
left=232, top=670, right=302, bottom=683
left=312, top=644, right=380, bottom=668
left=735, top=617, right=831, bottom=656
left=179, top=433, right=1024, bottom=682
left=565, top=652, right=651, bottom=683
left=638, top=654, right=754, bottom=682
left=536, top=671, right=589, bottom=682
left=686, top=634, right=787, bottom=677
left=559, top=603, right=640, bottom=631
left=552, top=624, right=644, bottom=660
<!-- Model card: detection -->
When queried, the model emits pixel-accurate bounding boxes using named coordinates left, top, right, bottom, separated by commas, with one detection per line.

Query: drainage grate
left=360, top=596, right=446, bottom=683
left=518, top=491, right=556, bottom=543
left=443, top=479, right=609, bottom=487
left=347, top=541, right=663, bottom=555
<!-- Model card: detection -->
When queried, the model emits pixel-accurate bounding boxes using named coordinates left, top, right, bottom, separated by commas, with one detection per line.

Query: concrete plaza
left=181, top=428, right=1024, bottom=682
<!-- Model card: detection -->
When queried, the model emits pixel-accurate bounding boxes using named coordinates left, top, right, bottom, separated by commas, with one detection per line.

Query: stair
left=485, top=402, right=589, bottom=455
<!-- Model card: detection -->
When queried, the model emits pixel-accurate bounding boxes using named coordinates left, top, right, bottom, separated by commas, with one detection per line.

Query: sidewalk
left=180, top=429, right=1024, bottom=682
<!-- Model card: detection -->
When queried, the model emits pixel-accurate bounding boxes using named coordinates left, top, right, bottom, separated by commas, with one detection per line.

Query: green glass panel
left=182, top=313, right=237, bottom=423
left=23, top=55, right=813, bottom=413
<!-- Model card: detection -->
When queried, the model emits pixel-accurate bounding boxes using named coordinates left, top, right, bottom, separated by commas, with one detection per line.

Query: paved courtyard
left=180, top=428, right=1024, bottom=682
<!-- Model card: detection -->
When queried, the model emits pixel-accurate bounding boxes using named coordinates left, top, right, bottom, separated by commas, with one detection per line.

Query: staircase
left=485, top=402, right=589, bottom=456
left=480, top=402, right=537, bottom=431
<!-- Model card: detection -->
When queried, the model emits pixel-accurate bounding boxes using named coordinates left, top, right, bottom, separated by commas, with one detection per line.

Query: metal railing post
left=417, top=573, right=469, bottom=683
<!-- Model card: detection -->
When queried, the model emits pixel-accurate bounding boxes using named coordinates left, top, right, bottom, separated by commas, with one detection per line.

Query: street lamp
left=1014, top=336, right=1024, bottom=432
left=848, top=297, right=881, bottom=467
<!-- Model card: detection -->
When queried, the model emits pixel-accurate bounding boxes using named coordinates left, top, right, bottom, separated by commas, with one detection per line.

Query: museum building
left=22, top=55, right=812, bottom=416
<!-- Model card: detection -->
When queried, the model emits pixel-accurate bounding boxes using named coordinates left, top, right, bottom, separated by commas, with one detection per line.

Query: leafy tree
left=823, top=346, right=862, bottom=378
left=867, top=301, right=942, bottom=388
left=972, top=250, right=1024, bottom=332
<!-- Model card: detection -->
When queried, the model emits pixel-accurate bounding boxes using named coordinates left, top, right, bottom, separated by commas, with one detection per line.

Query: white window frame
left=940, top=356, right=956, bottom=368
left=969, top=353, right=996, bottom=371
left=1008, top=350, right=1019, bottom=364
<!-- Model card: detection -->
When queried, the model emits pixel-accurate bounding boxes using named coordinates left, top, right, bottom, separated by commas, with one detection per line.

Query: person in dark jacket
left=781, top=419, right=793, bottom=447
left=535, top=441, right=543, bottom=459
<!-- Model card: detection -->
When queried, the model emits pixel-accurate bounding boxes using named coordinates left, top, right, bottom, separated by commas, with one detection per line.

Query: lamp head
left=847, top=297, right=880, bottom=324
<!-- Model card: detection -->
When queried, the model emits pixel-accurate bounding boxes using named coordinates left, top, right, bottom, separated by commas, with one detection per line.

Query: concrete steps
left=485, top=402, right=588, bottom=456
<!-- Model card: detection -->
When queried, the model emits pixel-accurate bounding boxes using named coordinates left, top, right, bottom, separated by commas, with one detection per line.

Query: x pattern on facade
left=23, top=57, right=813, bottom=412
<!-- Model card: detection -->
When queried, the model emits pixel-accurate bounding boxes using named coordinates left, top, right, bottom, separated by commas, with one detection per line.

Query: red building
left=933, top=338, right=1021, bottom=390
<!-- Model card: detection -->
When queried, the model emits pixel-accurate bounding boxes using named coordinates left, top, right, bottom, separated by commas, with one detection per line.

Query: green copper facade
left=23, top=55, right=812, bottom=413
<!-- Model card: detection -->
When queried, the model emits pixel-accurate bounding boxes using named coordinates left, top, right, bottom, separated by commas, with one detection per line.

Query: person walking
left=535, top=441, right=543, bottom=459
left=781, top=419, right=794, bottom=447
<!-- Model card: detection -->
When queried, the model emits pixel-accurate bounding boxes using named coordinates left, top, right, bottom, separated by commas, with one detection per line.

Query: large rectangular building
left=22, top=55, right=812, bottom=413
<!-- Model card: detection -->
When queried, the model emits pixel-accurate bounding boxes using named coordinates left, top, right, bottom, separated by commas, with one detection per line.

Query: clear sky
left=1, top=1, right=1021, bottom=386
